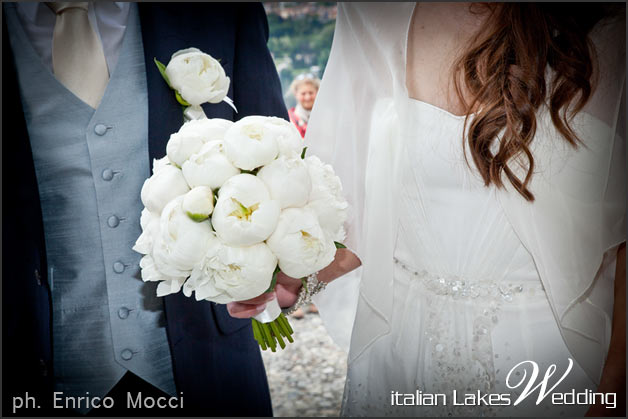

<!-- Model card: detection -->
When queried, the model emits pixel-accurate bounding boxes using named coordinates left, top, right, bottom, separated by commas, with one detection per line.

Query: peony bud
left=182, top=186, right=214, bottom=221
left=165, top=48, right=230, bottom=106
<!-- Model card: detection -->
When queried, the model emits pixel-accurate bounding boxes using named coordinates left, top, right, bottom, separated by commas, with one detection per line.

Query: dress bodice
left=393, top=99, right=542, bottom=292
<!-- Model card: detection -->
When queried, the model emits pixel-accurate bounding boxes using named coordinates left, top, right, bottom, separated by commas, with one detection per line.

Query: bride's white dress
left=306, top=3, right=625, bottom=417
left=339, top=99, right=595, bottom=417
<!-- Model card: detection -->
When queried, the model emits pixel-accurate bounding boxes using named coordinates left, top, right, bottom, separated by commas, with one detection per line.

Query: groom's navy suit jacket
left=3, top=3, right=287, bottom=415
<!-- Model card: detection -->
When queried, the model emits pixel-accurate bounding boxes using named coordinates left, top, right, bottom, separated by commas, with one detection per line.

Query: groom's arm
left=232, top=3, right=289, bottom=120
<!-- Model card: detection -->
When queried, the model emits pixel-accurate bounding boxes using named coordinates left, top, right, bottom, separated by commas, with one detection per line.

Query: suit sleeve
left=232, top=3, right=289, bottom=120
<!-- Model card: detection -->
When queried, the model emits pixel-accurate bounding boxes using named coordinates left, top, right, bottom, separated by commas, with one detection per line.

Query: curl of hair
left=454, top=3, right=621, bottom=200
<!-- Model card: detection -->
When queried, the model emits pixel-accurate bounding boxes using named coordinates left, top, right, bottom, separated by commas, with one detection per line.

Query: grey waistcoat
left=6, top=3, right=176, bottom=409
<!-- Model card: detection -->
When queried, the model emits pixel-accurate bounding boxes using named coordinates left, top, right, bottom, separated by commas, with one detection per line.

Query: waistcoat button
left=113, top=262, right=125, bottom=273
left=118, top=307, right=130, bottom=319
left=107, top=215, right=120, bottom=228
left=102, top=169, right=114, bottom=181
left=94, top=124, right=108, bottom=136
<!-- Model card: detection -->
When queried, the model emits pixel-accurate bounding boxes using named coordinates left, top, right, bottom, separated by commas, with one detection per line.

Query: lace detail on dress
left=386, top=259, right=546, bottom=417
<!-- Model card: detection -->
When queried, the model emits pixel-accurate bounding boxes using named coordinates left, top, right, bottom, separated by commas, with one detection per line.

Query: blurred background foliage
left=263, top=2, right=337, bottom=108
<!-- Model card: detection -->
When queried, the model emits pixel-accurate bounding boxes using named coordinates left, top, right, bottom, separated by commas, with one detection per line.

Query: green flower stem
left=251, top=315, right=296, bottom=351
left=260, top=322, right=276, bottom=352
left=278, top=318, right=294, bottom=343
left=276, top=319, right=291, bottom=341
left=251, top=320, right=267, bottom=351
left=277, top=314, right=289, bottom=334
left=275, top=317, right=290, bottom=337
left=279, top=314, right=294, bottom=335
left=270, top=322, right=286, bottom=350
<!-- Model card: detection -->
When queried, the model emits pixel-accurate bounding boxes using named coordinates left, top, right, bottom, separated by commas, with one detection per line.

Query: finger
left=227, top=302, right=267, bottom=319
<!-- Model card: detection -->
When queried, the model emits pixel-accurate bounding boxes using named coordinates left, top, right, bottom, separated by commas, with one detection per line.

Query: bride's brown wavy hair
left=455, top=3, right=622, bottom=201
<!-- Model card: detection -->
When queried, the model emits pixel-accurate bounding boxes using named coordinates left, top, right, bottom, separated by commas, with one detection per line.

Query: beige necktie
left=47, top=2, right=109, bottom=108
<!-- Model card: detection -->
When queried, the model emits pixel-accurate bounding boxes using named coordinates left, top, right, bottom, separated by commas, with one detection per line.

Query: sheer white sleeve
left=306, top=3, right=414, bottom=354
left=496, top=13, right=626, bottom=384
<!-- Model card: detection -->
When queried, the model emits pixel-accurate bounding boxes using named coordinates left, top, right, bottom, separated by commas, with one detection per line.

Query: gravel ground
left=261, top=310, right=348, bottom=417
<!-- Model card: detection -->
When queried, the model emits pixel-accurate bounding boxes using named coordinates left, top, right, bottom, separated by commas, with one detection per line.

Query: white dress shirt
left=15, top=2, right=131, bottom=75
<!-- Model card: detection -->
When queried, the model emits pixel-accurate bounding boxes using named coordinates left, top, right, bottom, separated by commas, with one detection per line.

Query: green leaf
left=154, top=58, right=171, bottom=88
left=265, top=266, right=281, bottom=293
left=175, top=90, right=191, bottom=107
left=186, top=212, right=209, bottom=222
left=334, top=241, right=347, bottom=249
left=301, top=146, right=308, bottom=159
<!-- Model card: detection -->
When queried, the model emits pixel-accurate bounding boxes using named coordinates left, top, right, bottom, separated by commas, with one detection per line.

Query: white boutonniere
left=154, top=47, right=237, bottom=120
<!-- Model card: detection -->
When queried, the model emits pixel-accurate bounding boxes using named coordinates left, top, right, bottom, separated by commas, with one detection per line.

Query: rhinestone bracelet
left=282, top=271, right=326, bottom=315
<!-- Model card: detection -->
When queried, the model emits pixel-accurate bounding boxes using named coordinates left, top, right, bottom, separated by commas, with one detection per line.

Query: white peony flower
left=262, top=116, right=304, bottom=158
left=182, top=140, right=240, bottom=189
left=182, top=118, right=234, bottom=143
left=211, top=174, right=280, bottom=246
left=193, top=118, right=234, bottom=141
left=182, top=186, right=214, bottom=221
left=165, top=47, right=230, bottom=106
left=133, top=209, right=161, bottom=255
left=139, top=255, right=187, bottom=297
left=223, top=116, right=279, bottom=170
left=305, top=156, right=349, bottom=242
left=166, top=123, right=205, bottom=168
left=152, top=156, right=170, bottom=174
left=183, top=241, right=277, bottom=304
left=152, top=196, right=216, bottom=278
left=266, top=207, right=336, bottom=278
left=140, top=164, right=190, bottom=214
left=257, top=156, right=312, bottom=209
left=156, top=279, right=187, bottom=297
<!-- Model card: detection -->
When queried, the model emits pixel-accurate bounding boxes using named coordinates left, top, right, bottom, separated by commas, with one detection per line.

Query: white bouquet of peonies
left=134, top=48, right=348, bottom=351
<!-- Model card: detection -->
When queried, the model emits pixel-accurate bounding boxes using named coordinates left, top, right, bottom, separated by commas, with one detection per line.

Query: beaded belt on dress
left=393, top=256, right=545, bottom=302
